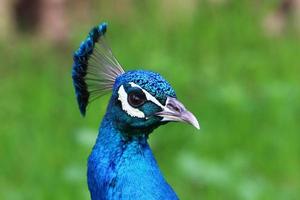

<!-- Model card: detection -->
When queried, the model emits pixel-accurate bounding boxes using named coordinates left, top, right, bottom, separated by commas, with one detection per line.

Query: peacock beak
left=155, top=97, right=200, bottom=130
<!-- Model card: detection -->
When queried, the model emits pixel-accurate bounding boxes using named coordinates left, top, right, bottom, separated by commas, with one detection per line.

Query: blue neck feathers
left=87, top=111, right=179, bottom=200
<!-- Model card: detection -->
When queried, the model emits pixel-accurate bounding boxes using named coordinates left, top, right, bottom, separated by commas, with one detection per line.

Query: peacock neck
left=87, top=113, right=178, bottom=200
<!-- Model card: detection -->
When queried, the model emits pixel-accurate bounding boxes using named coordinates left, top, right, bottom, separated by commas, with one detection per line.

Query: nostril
left=167, top=103, right=181, bottom=112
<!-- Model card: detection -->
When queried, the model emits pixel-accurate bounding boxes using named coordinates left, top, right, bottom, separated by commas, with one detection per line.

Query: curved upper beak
left=155, top=97, right=200, bottom=130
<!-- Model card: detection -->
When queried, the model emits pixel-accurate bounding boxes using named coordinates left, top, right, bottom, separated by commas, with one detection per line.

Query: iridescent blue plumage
left=87, top=71, right=180, bottom=200
left=72, top=23, right=199, bottom=200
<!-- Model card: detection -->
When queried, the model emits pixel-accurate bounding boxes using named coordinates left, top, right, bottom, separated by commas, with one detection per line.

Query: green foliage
left=1, top=1, right=300, bottom=199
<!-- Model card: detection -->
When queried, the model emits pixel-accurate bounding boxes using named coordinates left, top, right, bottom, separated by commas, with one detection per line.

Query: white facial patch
left=117, top=82, right=167, bottom=119
left=118, top=85, right=145, bottom=118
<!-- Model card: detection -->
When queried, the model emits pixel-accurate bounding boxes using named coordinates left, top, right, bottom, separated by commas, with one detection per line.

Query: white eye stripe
left=129, top=82, right=164, bottom=109
left=117, top=82, right=167, bottom=119
left=117, top=85, right=145, bottom=118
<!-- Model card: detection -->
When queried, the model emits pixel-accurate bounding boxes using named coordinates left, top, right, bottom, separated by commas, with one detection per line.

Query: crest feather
left=72, top=22, right=125, bottom=115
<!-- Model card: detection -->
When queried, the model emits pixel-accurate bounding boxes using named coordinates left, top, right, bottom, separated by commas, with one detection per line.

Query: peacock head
left=72, top=23, right=199, bottom=135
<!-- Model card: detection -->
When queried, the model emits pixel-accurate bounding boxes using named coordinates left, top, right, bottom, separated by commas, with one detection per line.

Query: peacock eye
left=127, top=91, right=146, bottom=108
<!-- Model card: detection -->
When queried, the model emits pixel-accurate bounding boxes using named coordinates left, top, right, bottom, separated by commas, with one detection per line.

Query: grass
left=0, top=1, right=300, bottom=199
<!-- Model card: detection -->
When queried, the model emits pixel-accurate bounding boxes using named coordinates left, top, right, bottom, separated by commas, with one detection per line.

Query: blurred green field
left=1, top=1, right=300, bottom=199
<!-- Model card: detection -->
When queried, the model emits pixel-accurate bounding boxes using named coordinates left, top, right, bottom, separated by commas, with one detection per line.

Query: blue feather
left=72, top=23, right=123, bottom=115
left=72, top=23, right=107, bottom=115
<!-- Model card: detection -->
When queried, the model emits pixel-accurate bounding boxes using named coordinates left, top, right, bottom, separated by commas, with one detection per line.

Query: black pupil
left=128, top=91, right=146, bottom=107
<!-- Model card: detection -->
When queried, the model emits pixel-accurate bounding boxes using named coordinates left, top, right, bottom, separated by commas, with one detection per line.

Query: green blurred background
left=0, top=0, right=300, bottom=199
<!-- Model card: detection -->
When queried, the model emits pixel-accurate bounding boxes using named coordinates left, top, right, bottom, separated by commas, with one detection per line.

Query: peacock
left=72, top=22, right=199, bottom=200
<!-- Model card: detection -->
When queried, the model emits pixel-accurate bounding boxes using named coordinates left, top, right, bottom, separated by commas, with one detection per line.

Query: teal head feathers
left=72, top=22, right=199, bottom=200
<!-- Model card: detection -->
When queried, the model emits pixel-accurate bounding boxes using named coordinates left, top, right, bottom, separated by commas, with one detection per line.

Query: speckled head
left=72, top=23, right=199, bottom=136
left=113, top=70, right=176, bottom=103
